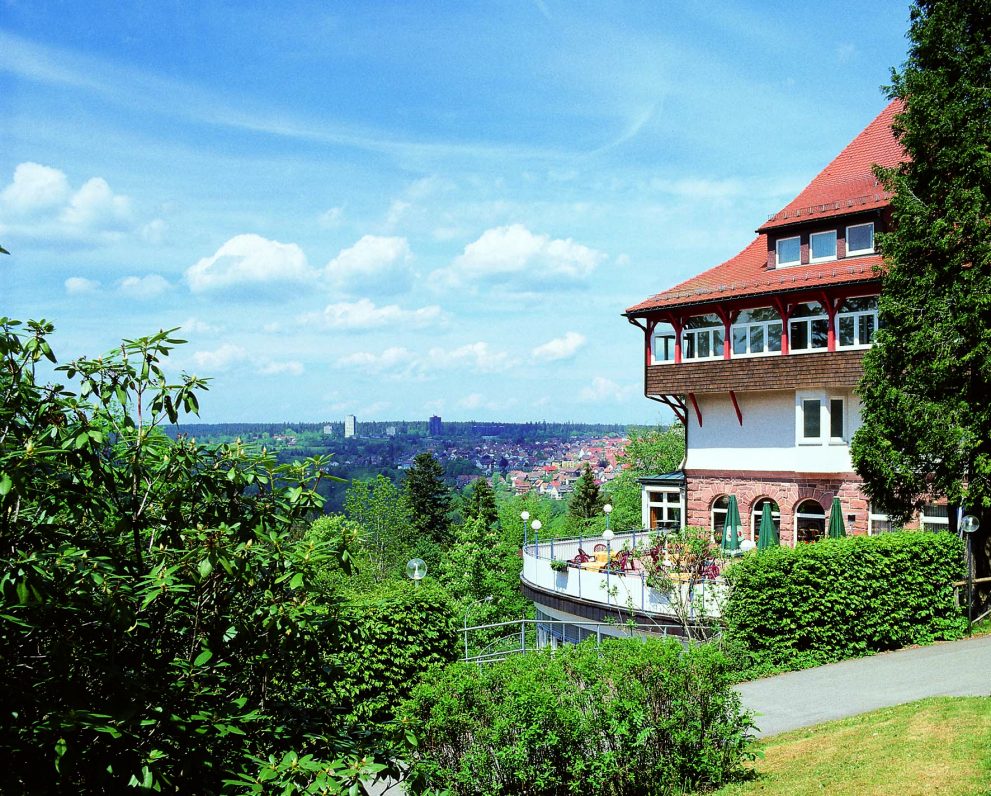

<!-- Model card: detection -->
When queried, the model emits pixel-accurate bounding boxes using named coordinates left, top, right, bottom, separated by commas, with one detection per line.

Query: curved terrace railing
left=521, top=531, right=724, bottom=619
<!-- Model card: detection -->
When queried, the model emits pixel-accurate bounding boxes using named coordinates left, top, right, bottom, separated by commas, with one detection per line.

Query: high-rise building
left=344, top=414, right=357, bottom=439
left=429, top=415, right=442, bottom=436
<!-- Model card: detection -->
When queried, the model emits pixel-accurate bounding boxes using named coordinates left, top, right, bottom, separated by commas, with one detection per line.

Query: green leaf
left=289, top=572, right=304, bottom=590
left=0, top=472, right=12, bottom=496
left=193, top=649, right=213, bottom=667
left=198, top=558, right=214, bottom=579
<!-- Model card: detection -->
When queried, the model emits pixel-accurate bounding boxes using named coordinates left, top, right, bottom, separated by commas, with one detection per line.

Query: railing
left=521, top=531, right=724, bottom=619
left=463, top=618, right=671, bottom=664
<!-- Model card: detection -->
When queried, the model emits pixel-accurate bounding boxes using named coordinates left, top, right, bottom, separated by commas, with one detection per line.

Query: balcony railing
left=521, top=531, right=723, bottom=619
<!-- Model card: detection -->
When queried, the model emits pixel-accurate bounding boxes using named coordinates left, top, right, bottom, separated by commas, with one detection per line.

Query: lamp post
left=602, top=524, right=615, bottom=605
left=604, top=502, right=613, bottom=534
left=531, top=519, right=542, bottom=555
left=961, top=514, right=980, bottom=628
left=521, top=510, right=530, bottom=550
left=464, top=595, right=493, bottom=660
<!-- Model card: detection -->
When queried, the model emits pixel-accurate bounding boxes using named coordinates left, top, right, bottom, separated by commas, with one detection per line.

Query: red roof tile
left=626, top=102, right=904, bottom=317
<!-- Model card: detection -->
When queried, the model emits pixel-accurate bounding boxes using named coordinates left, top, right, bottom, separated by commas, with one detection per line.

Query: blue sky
left=1, top=1, right=910, bottom=424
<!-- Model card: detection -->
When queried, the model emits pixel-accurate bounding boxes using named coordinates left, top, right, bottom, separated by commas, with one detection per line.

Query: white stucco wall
left=686, top=389, right=861, bottom=472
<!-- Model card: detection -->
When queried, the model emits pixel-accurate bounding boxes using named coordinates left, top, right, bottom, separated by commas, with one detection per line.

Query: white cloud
left=192, top=343, right=248, bottom=372
left=1, top=162, right=69, bottom=214
left=186, top=233, right=313, bottom=292
left=140, top=218, right=167, bottom=244
left=384, top=199, right=410, bottom=227
left=579, top=376, right=637, bottom=403
left=65, top=276, right=100, bottom=294
left=338, top=340, right=513, bottom=379
left=324, top=235, right=412, bottom=294
left=179, top=316, right=219, bottom=334
left=338, top=346, right=414, bottom=373
left=425, top=342, right=515, bottom=373
left=118, top=274, right=170, bottom=299
left=61, top=177, right=132, bottom=229
left=647, top=177, right=743, bottom=201
left=436, top=224, right=604, bottom=288
left=304, top=298, right=442, bottom=330
left=318, top=206, right=344, bottom=228
left=257, top=360, right=304, bottom=376
left=531, top=332, right=586, bottom=362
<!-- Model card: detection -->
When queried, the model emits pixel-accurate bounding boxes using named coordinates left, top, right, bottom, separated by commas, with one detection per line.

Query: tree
left=569, top=463, right=604, bottom=529
left=345, top=474, right=415, bottom=580
left=0, top=320, right=387, bottom=793
left=461, top=477, right=498, bottom=530
left=607, top=426, right=686, bottom=531
left=403, top=452, right=452, bottom=546
left=850, top=0, right=991, bottom=607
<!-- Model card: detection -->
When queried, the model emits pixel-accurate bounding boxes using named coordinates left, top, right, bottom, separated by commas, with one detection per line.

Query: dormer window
left=776, top=236, right=800, bottom=267
left=810, top=230, right=837, bottom=262
left=846, top=222, right=875, bottom=255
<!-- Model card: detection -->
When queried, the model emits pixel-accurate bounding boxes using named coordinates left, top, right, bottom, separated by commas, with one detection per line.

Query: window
left=652, top=323, right=677, bottom=363
left=682, top=314, right=724, bottom=360
left=795, top=500, right=826, bottom=543
left=776, top=236, right=801, bottom=267
left=810, top=230, right=837, bottom=262
left=751, top=498, right=780, bottom=541
left=846, top=222, right=875, bottom=255
left=921, top=503, right=949, bottom=532
left=837, top=296, right=879, bottom=348
left=797, top=392, right=846, bottom=444
left=869, top=505, right=893, bottom=535
left=647, top=489, right=682, bottom=530
left=790, top=302, right=829, bottom=351
left=711, top=495, right=729, bottom=541
left=731, top=307, right=783, bottom=356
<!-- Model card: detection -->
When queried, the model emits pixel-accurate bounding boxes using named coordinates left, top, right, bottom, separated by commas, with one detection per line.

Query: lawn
left=716, top=697, right=991, bottom=796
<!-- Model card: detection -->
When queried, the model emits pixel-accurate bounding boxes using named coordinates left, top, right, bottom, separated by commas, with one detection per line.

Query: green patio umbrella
left=827, top=497, right=846, bottom=539
left=721, top=495, right=742, bottom=555
left=757, top=502, right=779, bottom=550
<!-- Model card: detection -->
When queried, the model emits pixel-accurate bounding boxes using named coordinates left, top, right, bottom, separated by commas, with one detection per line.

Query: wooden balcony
left=646, top=349, right=867, bottom=396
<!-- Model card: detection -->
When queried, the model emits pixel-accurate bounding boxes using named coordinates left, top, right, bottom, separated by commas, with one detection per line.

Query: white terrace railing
left=521, top=531, right=725, bottom=619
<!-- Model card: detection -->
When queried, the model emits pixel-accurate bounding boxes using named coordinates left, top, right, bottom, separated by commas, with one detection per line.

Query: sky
left=1, top=1, right=912, bottom=425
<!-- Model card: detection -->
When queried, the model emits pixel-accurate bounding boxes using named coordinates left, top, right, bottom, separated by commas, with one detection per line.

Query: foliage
left=344, top=474, right=415, bottom=581
left=401, top=637, right=756, bottom=796
left=404, top=452, right=453, bottom=547
left=549, top=559, right=569, bottom=573
left=567, top=463, right=603, bottom=530
left=0, top=319, right=387, bottom=794
left=461, top=477, right=498, bottom=531
left=723, top=533, right=967, bottom=670
left=850, top=0, right=991, bottom=598
left=328, top=582, right=459, bottom=727
left=607, top=426, right=685, bottom=531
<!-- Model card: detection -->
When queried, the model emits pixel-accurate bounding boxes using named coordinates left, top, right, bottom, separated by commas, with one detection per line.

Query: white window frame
left=711, top=495, right=729, bottom=538
left=836, top=297, right=879, bottom=349
left=920, top=503, right=949, bottom=532
left=731, top=312, right=784, bottom=357
left=795, top=500, right=826, bottom=545
left=651, top=327, right=677, bottom=364
left=682, top=325, right=724, bottom=361
left=846, top=222, right=875, bottom=255
left=796, top=391, right=847, bottom=445
left=776, top=235, right=801, bottom=267
left=750, top=498, right=780, bottom=541
left=868, top=505, right=892, bottom=535
left=810, top=230, right=838, bottom=263
left=645, top=488, right=683, bottom=531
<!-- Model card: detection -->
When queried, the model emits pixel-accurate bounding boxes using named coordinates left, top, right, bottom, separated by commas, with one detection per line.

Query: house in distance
left=625, top=100, right=951, bottom=545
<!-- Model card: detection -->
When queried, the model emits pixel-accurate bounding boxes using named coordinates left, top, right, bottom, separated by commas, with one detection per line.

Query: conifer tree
left=569, top=463, right=604, bottom=527
left=463, top=477, right=498, bottom=530
left=404, top=451, right=452, bottom=545
left=851, top=0, right=991, bottom=597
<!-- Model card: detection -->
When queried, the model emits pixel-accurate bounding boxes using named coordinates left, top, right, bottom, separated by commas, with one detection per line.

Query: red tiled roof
left=626, top=102, right=904, bottom=317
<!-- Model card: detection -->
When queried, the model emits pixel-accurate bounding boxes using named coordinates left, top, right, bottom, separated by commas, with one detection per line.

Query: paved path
left=735, top=634, right=991, bottom=738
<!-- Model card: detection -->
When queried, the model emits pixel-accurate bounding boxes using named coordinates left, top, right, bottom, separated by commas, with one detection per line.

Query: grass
left=716, top=697, right=991, bottom=796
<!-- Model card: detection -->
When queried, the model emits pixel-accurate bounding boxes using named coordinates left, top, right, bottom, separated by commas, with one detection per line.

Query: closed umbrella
left=757, top=502, right=779, bottom=550
left=828, top=497, right=846, bottom=539
left=721, top=495, right=742, bottom=555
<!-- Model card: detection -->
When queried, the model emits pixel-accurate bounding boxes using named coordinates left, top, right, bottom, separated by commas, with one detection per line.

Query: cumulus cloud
left=579, top=376, right=637, bottom=403
left=65, top=276, right=100, bottom=294
left=435, top=224, right=604, bottom=289
left=192, top=343, right=248, bottom=371
left=426, top=341, right=515, bottom=373
left=257, top=360, right=304, bottom=376
left=531, top=332, right=586, bottom=362
left=179, top=316, right=220, bottom=334
left=338, top=341, right=514, bottom=379
left=1, top=162, right=69, bottom=214
left=140, top=218, right=167, bottom=244
left=118, top=274, right=170, bottom=299
left=338, top=346, right=413, bottom=373
left=62, top=177, right=132, bottom=229
left=186, top=234, right=313, bottom=293
left=324, top=235, right=412, bottom=294
left=304, top=298, right=442, bottom=330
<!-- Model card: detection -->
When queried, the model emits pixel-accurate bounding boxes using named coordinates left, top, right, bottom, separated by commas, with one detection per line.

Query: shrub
left=400, top=638, right=755, bottom=795
left=723, top=532, right=967, bottom=670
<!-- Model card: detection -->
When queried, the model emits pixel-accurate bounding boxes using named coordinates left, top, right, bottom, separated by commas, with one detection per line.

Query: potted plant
left=550, top=559, right=569, bottom=573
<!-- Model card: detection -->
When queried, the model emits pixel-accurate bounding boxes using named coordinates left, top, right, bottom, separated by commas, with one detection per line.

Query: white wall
left=686, top=389, right=861, bottom=472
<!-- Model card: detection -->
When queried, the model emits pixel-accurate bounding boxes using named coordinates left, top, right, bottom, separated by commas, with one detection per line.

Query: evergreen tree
left=404, top=451, right=452, bottom=545
left=569, top=463, right=604, bottom=526
left=462, top=477, right=498, bottom=530
left=850, top=0, right=991, bottom=600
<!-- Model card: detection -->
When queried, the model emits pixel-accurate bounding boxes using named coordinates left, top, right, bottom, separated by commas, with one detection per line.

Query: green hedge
left=330, top=583, right=459, bottom=726
left=724, top=532, right=967, bottom=669
left=400, top=638, right=755, bottom=795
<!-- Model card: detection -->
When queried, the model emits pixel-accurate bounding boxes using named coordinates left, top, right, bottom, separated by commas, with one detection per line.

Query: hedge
left=400, top=638, right=755, bottom=796
left=723, top=532, right=967, bottom=669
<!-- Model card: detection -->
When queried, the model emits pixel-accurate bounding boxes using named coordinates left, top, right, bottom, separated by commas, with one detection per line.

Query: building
left=429, top=415, right=442, bottom=436
left=623, top=100, right=952, bottom=545
left=344, top=414, right=357, bottom=439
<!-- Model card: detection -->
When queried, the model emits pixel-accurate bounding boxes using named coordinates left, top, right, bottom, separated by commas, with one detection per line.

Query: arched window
left=711, top=495, right=729, bottom=542
left=750, top=498, right=780, bottom=540
left=795, top=499, right=826, bottom=543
